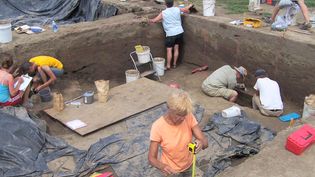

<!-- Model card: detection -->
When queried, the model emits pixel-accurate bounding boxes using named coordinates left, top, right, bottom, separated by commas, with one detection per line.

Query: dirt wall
left=0, top=13, right=165, bottom=84
left=182, top=15, right=315, bottom=104
left=1, top=13, right=314, bottom=104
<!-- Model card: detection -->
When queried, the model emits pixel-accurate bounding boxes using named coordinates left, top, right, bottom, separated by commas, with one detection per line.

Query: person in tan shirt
left=148, top=91, right=208, bottom=176
left=201, top=65, right=247, bottom=102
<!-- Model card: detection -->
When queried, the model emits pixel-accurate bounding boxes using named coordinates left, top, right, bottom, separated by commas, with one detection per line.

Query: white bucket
left=302, top=95, right=315, bottom=121
left=153, top=57, right=165, bottom=76
left=248, top=0, right=260, bottom=12
left=203, top=0, right=215, bottom=17
left=222, top=105, right=241, bottom=118
left=136, top=46, right=151, bottom=63
left=0, top=21, right=12, bottom=43
left=125, top=69, right=140, bottom=83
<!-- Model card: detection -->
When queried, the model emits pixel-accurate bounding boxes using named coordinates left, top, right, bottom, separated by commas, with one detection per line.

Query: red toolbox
left=285, top=124, right=315, bottom=155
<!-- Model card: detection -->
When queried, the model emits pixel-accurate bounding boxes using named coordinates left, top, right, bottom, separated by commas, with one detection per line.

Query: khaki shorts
left=252, top=95, right=283, bottom=117
left=202, top=85, right=236, bottom=100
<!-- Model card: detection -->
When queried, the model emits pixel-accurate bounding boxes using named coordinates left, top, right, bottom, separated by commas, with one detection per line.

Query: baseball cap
left=165, top=0, right=173, bottom=4
left=234, top=66, right=247, bottom=77
left=255, top=69, right=267, bottom=77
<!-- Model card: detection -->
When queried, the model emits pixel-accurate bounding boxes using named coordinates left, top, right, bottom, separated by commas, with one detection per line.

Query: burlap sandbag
left=94, top=80, right=109, bottom=103
left=53, top=92, right=64, bottom=112
left=305, top=94, right=315, bottom=107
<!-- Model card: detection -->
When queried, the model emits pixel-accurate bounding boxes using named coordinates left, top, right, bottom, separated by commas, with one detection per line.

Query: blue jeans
left=50, top=67, right=64, bottom=77
left=36, top=67, right=63, bottom=82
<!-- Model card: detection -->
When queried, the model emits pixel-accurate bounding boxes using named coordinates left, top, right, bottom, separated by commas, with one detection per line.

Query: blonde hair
left=167, top=91, right=193, bottom=116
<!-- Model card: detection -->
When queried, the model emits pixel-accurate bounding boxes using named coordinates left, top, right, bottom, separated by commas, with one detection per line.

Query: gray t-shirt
left=202, top=65, right=237, bottom=89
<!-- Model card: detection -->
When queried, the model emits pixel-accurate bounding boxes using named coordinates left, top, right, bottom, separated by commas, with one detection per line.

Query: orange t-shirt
left=150, top=113, right=198, bottom=172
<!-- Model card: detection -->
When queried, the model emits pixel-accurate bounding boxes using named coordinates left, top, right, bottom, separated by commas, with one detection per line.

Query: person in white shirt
left=252, top=69, right=283, bottom=117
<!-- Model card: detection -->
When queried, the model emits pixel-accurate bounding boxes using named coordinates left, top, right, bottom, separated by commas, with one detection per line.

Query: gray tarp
left=200, top=111, right=275, bottom=176
left=0, top=0, right=118, bottom=28
left=112, top=109, right=275, bottom=177
left=0, top=106, right=274, bottom=177
left=0, top=104, right=203, bottom=176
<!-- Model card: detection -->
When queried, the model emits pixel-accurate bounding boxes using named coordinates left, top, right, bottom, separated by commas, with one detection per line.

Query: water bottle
left=52, top=20, right=58, bottom=33
left=179, top=4, right=185, bottom=14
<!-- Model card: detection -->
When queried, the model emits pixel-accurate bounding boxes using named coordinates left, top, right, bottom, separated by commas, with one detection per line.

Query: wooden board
left=45, top=78, right=175, bottom=135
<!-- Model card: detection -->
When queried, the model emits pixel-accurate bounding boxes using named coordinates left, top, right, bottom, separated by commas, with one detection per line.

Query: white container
left=248, top=0, right=260, bottom=12
left=302, top=100, right=315, bottom=121
left=136, top=46, right=151, bottom=63
left=0, top=21, right=12, bottom=43
left=203, top=0, right=215, bottom=17
left=125, top=69, right=140, bottom=83
left=222, top=105, right=241, bottom=118
left=179, top=4, right=185, bottom=14
left=153, top=57, right=165, bottom=76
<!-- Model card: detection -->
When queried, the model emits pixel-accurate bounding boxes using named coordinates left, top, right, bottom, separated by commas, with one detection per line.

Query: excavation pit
left=1, top=11, right=315, bottom=177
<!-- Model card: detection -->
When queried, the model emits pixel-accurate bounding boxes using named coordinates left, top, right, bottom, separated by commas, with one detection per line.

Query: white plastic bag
left=222, top=106, right=241, bottom=118
left=271, top=16, right=288, bottom=31
left=271, top=4, right=300, bottom=31
left=279, top=0, right=293, bottom=9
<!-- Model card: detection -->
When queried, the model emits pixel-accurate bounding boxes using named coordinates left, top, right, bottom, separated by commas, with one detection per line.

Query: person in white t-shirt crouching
left=252, top=69, right=283, bottom=117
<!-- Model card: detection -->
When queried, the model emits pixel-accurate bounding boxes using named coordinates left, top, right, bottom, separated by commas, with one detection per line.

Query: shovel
left=64, top=94, right=83, bottom=105
left=185, top=61, right=209, bottom=74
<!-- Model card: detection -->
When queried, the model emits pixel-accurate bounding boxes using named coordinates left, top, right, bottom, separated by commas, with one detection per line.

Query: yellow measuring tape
left=188, top=143, right=196, bottom=177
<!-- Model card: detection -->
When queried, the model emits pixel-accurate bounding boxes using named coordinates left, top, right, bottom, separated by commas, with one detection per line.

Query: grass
left=305, top=0, right=315, bottom=7
left=217, top=0, right=249, bottom=14
left=215, top=0, right=315, bottom=14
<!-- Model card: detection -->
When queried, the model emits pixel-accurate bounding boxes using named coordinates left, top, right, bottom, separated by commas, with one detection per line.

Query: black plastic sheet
left=0, top=104, right=204, bottom=177
left=0, top=0, right=118, bottom=28
left=200, top=111, right=276, bottom=177
left=0, top=105, right=275, bottom=177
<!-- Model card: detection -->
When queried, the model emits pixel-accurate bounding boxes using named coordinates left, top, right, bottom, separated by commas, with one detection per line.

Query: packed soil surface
left=33, top=63, right=301, bottom=176
left=2, top=1, right=314, bottom=176
left=35, top=63, right=300, bottom=148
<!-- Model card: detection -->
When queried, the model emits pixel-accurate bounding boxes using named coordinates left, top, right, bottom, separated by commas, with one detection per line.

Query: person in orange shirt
left=148, top=91, right=208, bottom=176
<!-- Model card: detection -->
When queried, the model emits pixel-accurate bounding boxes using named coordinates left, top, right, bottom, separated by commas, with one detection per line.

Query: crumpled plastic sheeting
left=271, top=3, right=300, bottom=31
left=203, top=158, right=231, bottom=177
left=0, top=109, right=96, bottom=177
left=0, top=105, right=274, bottom=177
left=200, top=111, right=275, bottom=177
left=0, top=107, right=47, bottom=132
left=208, top=111, right=276, bottom=146
left=0, top=104, right=204, bottom=177
left=0, top=109, right=153, bottom=177
left=100, top=109, right=274, bottom=177
left=0, top=106, right=36, bottom=125
left=0, top=0, right=118, bottom=28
